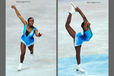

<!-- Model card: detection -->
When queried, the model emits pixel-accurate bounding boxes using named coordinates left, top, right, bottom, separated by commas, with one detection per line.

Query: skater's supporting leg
left=75, top=46, right=85, bottom=72
left=75, top=46, right=81, bottom=64
left=65, top=13, right=76, bottom=39
left=17, top=42, right=26, bottom=71
left=28, top=45, right=34, bottom=54
left=20, top=42, right=26, bottom=63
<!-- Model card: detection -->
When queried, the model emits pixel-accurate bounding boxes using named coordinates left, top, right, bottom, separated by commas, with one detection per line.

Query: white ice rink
left=58, top=54, right=108, bottom=76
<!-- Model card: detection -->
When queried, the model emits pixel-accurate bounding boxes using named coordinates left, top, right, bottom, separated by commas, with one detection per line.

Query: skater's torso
left=83, top=28, right=93, bottom=41
left=74, top=22, right=93, bottom=46
left=26, top=25, right=35, bottom=36
left=21, top=24, right=36, bottom=46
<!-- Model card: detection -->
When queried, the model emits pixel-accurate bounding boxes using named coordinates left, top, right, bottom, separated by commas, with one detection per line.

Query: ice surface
left=58, top=54, right=108, bottom=76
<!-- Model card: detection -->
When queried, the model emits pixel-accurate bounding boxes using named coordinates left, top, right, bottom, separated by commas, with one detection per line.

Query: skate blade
left=17, top=68, right=22, bottom=71
left=76, top=69, right=85, bottom=73
left=71, top=3, right=75, bottom=8
left=17, top=69, right=21, bottom=71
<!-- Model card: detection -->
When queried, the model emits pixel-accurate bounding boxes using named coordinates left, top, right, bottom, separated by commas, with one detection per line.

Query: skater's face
left=81, top=22, right=91, bottom=31
left=28, top=17, right=34, bottom=26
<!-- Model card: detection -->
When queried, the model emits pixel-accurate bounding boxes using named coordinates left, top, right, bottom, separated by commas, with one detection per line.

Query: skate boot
left=69, top=3, right=75, bottom=14
left=76, top=64, right=85, bottom=73
left=17, top=63, right=23, bottom=71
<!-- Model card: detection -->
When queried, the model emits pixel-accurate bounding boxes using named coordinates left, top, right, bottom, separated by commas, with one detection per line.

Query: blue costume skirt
left=74, top=29, right=93, bottom=46
left=21, top=35, right=34, bottom=47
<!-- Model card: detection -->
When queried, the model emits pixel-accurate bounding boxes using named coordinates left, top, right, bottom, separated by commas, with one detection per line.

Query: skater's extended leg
left=65, top=13, right=76, bottom=39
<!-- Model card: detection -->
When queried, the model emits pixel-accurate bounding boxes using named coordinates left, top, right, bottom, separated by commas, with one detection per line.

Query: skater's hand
left=38, top=32, right=42, bottom=37
left=11, top=5, right=16, bottom=9
left=75, top=7, right=80, bottom=12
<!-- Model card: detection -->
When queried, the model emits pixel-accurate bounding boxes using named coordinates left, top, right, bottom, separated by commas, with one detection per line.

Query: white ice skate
left=17, top=63, right=23, bottom=71
left=69, top=3, right=76, bottom=14
left=76, top=64, right=85, bottom=73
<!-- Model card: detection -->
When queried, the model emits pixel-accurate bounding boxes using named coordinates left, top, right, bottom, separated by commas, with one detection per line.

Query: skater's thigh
left=66, top=25, right=76, bottom=39
left=75, top=45, right=81, bottom=54
left=20, top=42, right=26, bottom=53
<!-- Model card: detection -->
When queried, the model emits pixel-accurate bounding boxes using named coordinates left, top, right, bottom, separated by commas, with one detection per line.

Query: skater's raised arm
left=35, top=29, right=42, bottom=37
left=11, top=5, right=27, bottom=25
left=75, top=7, right=88, bottom=22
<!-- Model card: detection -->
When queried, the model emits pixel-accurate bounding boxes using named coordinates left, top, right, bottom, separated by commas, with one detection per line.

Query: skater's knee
left=65, top=23, right=69, bottom=28
left=65, top=25, right=70, bottom=31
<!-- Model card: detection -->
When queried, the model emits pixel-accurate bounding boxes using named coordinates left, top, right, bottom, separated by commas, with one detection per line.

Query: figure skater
left=11, top=5, right=42, bottom=71
left=65, top=4, right=93, bottom=72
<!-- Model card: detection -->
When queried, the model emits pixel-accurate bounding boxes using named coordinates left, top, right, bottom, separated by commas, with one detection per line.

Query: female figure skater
left=11, top=5, right=42, bottom=71
left=65, top=5, right=93, bottom=72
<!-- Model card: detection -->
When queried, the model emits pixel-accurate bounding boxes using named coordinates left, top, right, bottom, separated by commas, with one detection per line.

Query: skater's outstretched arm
left=75, top=7, right=88, bottom=22
left=11, top=5, right=27, bottom=25
left=35, top=30, right=42, bottom=37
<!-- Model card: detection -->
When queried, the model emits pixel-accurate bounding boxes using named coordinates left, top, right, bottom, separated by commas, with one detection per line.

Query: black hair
left=28, top=17, right=34, bottom=22
left=81, top=22, right=84, bottom=28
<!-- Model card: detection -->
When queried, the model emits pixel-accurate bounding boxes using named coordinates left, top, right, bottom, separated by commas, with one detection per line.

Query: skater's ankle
left=30, top=52, right=33, bottom=54
left=77, top=64, right=81, bottom=67
left=20, top=62, right=23, bottom=63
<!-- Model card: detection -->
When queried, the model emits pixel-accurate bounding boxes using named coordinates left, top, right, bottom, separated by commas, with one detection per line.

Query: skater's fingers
left=75, top=7, right=80, bottom=11
left=39, top=33, right=43, bottom=37
left=76, top=6, right=79, bottom=8
left=75, top=7, right=78, bottom=11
